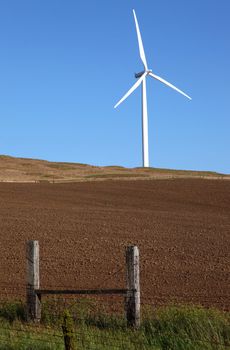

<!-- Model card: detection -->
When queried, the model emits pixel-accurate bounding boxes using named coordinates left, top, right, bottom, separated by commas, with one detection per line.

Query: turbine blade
left=149, top=72, right=192, bottom=100
left=114, top=72, right=147, bottom=109
left=133, top=9, right=148, bottom=71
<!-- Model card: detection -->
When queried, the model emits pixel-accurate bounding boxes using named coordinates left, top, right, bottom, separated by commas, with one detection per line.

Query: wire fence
left=0, top=281, right=230, bottom=349
left=1, top=244, right=230, bottom=349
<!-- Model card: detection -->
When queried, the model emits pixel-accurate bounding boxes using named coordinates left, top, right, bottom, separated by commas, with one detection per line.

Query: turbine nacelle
left=135, top=71, right=145, bottom=79
left=135, top=69, right=152, bottom=79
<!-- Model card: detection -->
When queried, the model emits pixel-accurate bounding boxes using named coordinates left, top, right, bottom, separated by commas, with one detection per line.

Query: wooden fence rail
left=35, top=289, right=128, bottom=295
left=26, top=240, right=140, bottom=328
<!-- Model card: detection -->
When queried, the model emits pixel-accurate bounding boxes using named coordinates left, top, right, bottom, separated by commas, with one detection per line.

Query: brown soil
left=0, top=179, right=230, bottom=310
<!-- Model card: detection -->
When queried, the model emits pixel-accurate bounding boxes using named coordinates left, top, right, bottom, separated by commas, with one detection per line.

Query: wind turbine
left=114, top=9, right=191, bottom=168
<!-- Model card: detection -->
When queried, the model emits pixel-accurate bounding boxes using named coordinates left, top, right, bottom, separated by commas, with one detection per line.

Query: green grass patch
left=46, top=161, right=90, bottom=169
left=142, top=305, right=230, bottom=349
left=46, top=164, right=77, bottom=171
left=0, top=155, right=13, bottom=159
left=134, top=167, right=226, bottom=177
left=0, top=301, right=229, bottom=349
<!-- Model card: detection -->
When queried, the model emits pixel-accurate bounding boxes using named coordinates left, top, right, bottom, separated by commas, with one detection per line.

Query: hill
left=0, top=155, right=228, bottom=182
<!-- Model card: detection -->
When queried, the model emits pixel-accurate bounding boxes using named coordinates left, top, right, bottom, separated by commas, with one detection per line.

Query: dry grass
left=0, top=154, right=228, bottom=183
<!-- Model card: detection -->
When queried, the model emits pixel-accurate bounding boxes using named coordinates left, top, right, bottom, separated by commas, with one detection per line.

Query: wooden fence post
left=125, top=245, right=140, bottom=328
left=26, top=240, right=41, bottom=322
left=62, top=311, right=76, bottom=350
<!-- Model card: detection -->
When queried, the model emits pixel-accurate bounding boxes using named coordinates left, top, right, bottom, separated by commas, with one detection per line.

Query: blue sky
left=0, top=1, right=229, bottom=173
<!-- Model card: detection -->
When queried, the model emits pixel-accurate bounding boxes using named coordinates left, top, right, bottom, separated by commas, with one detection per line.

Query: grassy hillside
left=0, top=155, right=228, bottom=183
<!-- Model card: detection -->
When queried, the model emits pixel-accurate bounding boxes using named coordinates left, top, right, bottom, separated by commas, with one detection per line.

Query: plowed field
left=0, top=179, right=229, bottom=310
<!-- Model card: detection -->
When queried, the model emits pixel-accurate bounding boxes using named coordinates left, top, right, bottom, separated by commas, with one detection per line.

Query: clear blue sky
left=0, top=1, right=229, bottom=173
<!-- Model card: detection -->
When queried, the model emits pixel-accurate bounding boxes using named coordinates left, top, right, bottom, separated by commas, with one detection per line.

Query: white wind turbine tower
left=114, top=9, right=192, bottom=168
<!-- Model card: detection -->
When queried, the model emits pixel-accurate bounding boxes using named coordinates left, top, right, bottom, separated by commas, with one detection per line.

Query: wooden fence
left=26, top=240, right=140, bottom=328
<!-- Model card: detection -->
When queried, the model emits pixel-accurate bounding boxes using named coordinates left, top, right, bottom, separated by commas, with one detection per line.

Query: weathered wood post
left=62, top=311, right=76, bottom=350
left=26, top=240, right=41, bottom=322
left=125, top=245, right=140, bottom=328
